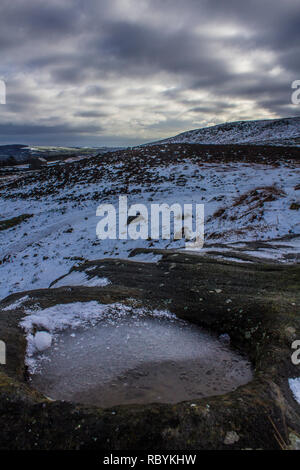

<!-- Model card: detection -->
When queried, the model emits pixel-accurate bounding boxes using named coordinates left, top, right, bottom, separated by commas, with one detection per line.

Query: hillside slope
left=0, top=143, right=299, bottom=299
left=150, top=117, right=300, bottom=146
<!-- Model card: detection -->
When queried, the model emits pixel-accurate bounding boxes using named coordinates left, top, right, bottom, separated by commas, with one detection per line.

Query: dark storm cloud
left=0, top=1, right=81, bottom=38
left=0, top=0, right=299, bottom=145
left=98, top=21, right=227, bottom=77
left=0, top=122, right=103, bottom=135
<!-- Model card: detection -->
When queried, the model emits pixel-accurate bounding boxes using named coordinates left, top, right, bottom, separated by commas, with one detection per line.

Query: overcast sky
left=0, top=0, right=299, bottom=146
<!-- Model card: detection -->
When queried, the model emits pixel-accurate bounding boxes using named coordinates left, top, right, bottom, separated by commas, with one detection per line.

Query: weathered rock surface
left=0, top=252, right=300, bottom=450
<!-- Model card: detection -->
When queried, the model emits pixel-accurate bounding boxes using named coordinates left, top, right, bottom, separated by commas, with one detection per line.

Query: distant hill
left=148, top=117, right=300, bottom=147
left=0, top=145, right=123, bottom=164
left=0, top=144, right=31, bottom=163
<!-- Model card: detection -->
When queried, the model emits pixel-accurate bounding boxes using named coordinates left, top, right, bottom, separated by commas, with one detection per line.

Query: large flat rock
left=0, top=253, right=300, bottom=450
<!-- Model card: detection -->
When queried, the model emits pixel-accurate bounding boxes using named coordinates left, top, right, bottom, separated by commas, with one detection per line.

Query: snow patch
left=289, top=378, right=300, bottom=404
left=51, top=270, right=111, bottom=288
left=2, top=295, right=29, bottom=310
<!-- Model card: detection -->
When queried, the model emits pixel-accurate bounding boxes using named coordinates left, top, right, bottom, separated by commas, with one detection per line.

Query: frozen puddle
left=25, top=303, right=253, bottom=407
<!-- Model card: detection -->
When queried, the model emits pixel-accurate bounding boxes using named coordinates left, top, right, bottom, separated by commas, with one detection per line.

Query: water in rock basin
left=30, top=316, right=253, bottom=407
